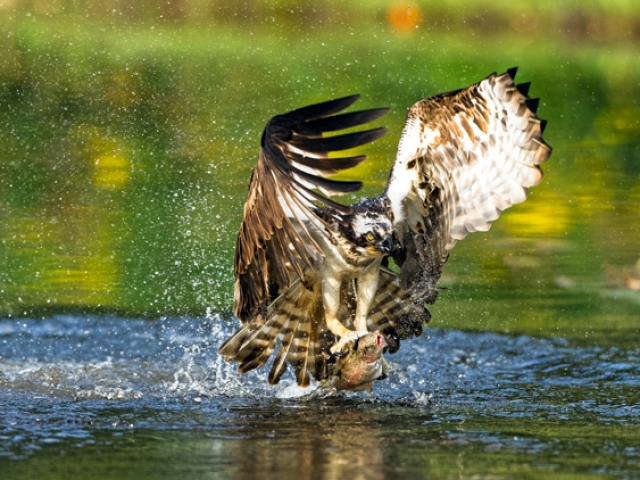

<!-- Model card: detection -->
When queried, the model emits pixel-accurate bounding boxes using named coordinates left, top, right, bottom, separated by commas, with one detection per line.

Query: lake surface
left=1, top=315, right=639, bottom=479
left=1, top=1, right=640, bottom=478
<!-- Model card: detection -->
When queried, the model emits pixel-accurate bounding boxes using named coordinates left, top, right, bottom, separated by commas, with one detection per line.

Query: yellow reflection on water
left=93, top=155, right=130, bottom=190
left=68, top=124, right=132, bottom=190
left=502, top=190, right=571, bottom=238
left=2, top=205, right=125, bottom=312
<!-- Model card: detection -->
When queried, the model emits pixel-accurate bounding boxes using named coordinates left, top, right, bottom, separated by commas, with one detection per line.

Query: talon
left=329, top=339, right=352, bottom=357
left=329, top=329, right=369, bottom=356
left=332, top=349, right=350, bottom=359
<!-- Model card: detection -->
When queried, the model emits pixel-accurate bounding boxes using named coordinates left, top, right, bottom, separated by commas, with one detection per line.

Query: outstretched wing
left=383, top=68, right=552, bottom=304
left=234, top=96, right=388, bottom=323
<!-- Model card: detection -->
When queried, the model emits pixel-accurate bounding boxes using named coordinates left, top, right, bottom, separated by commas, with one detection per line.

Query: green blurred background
left=1, top=0, right=639, bottom=345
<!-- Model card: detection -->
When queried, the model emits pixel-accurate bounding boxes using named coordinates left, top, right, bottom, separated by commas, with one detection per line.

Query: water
left=1, top=315, right=638, bottom=478
left=3, top=8, right=640, bottom=322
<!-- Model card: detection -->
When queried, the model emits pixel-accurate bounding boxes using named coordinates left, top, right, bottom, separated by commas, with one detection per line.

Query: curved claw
left=332, top=349, right=350, bottom=359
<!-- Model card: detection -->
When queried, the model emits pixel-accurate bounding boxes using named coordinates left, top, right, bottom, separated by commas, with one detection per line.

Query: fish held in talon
left=218, top=67, right=552, bottom=392
left=321, top=331, right=389, bottom=392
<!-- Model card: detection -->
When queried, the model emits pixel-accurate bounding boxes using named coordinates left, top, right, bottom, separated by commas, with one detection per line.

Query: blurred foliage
left=0, top=0, right=639, bottom=346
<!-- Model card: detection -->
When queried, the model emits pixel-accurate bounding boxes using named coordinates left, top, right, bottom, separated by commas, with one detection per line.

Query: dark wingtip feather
left=290, top=126, right=387, bottom=154
left=540, top=119, right=548, bottom=134
left=293, top=170, right=363, bottom=194
left=291, top=154, right=367, bottom=175
left=293, top=108, right=389, bottom=136
left=297, top=184, right=354, bottom=213
left=287, top=94, right=361, bottom=122
left=516, top=82, right=531, bottom=96
left=525, top=98, right=540, bottom=114
left=506, top=67, right=518, bottom=80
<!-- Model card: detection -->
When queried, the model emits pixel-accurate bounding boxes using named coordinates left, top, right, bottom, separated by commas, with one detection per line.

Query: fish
left=320, top=331, right=389, bottom=392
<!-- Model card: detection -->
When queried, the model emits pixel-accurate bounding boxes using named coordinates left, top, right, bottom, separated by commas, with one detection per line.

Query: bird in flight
left=219, top=68, right=551, bottom=389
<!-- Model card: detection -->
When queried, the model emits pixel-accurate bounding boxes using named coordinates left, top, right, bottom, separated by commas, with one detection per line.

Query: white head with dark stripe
left=341, top=202, right=395, bottom=256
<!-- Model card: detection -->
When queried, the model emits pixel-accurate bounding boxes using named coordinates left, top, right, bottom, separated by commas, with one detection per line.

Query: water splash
left=1, top=315, right=638, bottom=405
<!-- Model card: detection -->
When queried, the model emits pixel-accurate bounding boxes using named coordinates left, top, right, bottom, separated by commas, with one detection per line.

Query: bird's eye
left=366, top=232, right=375, bottom=242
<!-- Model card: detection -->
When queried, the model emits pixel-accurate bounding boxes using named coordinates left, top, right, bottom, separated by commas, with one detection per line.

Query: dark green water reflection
left=2, top=3, right=639, bottom=341
left=2, top=395, right=639, bottom=480
left=3, top=418, right=634, bottom=480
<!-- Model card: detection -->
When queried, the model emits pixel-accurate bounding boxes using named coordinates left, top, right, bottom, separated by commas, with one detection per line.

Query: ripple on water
left=0, top=315, right=637, bottom=403
left=0, top=315, right=638, bottom=465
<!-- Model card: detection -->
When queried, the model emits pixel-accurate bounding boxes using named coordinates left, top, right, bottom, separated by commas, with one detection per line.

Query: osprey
left=219, top=68, right=551, bottom=388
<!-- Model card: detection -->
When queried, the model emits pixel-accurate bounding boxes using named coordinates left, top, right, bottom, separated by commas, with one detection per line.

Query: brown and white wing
left=233, top=95, right=388, bottom=323
left=383, top=68, right=552, bottom=304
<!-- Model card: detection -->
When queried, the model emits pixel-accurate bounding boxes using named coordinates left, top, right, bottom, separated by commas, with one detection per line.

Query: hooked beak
left=375, top=235, right=393, bottom=254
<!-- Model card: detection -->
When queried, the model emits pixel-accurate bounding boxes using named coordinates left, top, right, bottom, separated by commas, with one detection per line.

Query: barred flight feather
left=234, top=95, right=388, bottom=325
left=385, top=68, right=551, bottom=305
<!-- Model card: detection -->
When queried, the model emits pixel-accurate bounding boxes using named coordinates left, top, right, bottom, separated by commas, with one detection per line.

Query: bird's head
left=349, top=211, right=395, bottom=256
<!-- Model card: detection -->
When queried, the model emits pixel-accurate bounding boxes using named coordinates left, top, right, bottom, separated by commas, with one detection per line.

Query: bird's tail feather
left=220, top=278, right=333, bottom=387
left=219, top=268, right=425, bottom=383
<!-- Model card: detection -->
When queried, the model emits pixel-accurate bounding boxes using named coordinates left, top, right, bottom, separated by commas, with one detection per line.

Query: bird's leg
left=353, top=266, right=380, bottom=332
left=322, top=275, right=367, bottom=356
left=332, top=266, right=380, bottom=354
